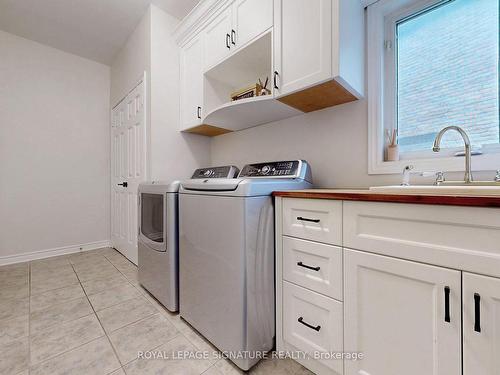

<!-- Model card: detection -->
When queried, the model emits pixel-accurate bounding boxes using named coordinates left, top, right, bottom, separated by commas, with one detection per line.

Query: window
left=368, top=0, right=500, bottom=174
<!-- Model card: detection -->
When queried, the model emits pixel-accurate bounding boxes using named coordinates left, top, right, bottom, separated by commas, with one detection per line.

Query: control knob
left=261, top=165, right=271, bottom=175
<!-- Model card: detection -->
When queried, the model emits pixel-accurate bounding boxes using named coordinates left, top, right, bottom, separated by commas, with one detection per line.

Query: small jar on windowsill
left=386, top=144, right=400, bottom=161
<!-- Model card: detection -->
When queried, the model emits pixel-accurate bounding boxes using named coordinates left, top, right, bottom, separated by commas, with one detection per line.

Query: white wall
left=0, top=30, right=111, bottom=262
left=149, top=5, right=210, bottom=182
left=111, top=5, right=210, bottom=184
left=110, top=9, right=151, bottom=108
left=211, top=99, right=497, bottom=187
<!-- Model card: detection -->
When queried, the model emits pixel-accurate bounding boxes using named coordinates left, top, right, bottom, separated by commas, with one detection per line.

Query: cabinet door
left=204, top=6, right=232, bottom=69
left=463, top=273, right=500, bottom=375
left=180, top=35, right=204, bottom=130
left=232, top=0, right=273, bottom=48
left=274, top=0, right=332, bottom=97
left=344, top=249, right=462, bottom=375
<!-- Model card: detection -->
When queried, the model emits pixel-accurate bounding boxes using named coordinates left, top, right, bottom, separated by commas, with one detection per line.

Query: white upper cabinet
left=180, top=34, right=204, bottom=131
left=274, top=0, right=364, bottom=112
left=174, top=0, right=364, bottom=135
left=232, top=0, right=273, bottom=49
left=204, top=0, right=273, bottom=70
left=204, top=6, right=233, bottom=70
left=344, top=249, right=462, bottom=375
left=273, top=0, right=332, bottom=96
left=463, top=272, right=500, bottom=375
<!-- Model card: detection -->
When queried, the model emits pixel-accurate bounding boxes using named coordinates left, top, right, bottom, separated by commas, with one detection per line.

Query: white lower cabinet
left=344, top=249, right=462, bottom=375
left=276, top=197, right=500, bottom=375
left=463, top=272, right=500, bottom=375
left=283, top=281, right=344, bottom=375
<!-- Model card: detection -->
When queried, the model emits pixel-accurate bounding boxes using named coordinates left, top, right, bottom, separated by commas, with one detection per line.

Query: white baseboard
left=0, top=240, right=112, bottom=266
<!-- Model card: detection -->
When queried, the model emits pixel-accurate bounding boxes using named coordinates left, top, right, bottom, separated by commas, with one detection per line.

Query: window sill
left=369, top=153, right=500, bottom=175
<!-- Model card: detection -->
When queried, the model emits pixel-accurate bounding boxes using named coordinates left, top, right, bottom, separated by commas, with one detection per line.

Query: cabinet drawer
left=283, top=198, right=342, bottom=245
left=283, top=281, right=343, bottom=374
left=283, top=237, right=342, bottom=300
left=343, top=201, right=500, bottom=278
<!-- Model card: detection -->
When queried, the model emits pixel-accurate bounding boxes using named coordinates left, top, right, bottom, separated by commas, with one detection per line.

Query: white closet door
left=463, top=272, right=500, bottom=375
left=111, top=80, right=147, bottom=265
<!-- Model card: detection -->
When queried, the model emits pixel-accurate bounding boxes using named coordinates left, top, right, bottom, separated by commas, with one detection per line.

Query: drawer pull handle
left=297, top=262, right=320, bottom=271
left=298, top=317, right=321, bottom=332
left=444, top=286, right=450, bottom=323
left=297, top=216, right=320, bottom=223
left=474, top=293, right=481, bottom=333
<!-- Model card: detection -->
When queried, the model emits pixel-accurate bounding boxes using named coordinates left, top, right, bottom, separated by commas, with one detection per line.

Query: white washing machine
left=179, top=160, right=312, bottom=370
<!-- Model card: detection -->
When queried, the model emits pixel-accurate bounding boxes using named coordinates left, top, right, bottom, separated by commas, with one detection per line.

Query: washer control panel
left=191, top=165, right=239, bottom=179
left=239, top=161, right=301, bottom=178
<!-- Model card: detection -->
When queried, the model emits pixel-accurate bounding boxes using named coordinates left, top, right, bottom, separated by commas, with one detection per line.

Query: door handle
left=231, top=29, right=236, bottom=45
left=118, top=182, right=128, bottom=187
left=444, top=286, right=450, bottom=323
left=474, top=293, right=481, bottom=333
left=197, top=106, right=201, bottom=119
left=273, top=71, right=279, bottom=90
left=298, top=317, right=321, bottom=332
left=297, top=216, right=320, bottom=223
left=297, top=262, right=320, bottom=271
left=226, top=33, right=231, bottom=49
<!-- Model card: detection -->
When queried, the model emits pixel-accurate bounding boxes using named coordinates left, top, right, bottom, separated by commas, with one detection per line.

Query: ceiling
left=0, top=0, right=199, bottom=65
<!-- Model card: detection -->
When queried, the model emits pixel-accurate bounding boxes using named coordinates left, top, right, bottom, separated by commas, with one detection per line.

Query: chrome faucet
left=401, top=165, right=414, bottom=186
left=433, top=126, right=473, bottom=183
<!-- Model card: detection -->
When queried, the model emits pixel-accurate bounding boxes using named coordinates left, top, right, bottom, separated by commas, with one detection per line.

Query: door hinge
left=384, top=40, right=393, bottom=50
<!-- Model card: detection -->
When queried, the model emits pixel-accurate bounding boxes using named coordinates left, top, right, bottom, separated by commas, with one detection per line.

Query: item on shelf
left=386, top=128, right=399, bottom=161
left=258, top=78, right=271, bottom=96
left=231, top=84, right=258, bottom=101
left=231, top=77, right=271, bottom=101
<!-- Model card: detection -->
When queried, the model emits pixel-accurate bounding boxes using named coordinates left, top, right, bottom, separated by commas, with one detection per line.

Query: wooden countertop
left=272, top=189, right=500, bottom=207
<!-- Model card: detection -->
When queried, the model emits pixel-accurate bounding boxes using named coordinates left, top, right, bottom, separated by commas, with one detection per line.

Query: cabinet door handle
left=297, top=216, right=320, bottom=223
left=273, top=71, right=279, bottom=89
left=231, top=29, right=236, bottom=45
left=444, top=286, right=450, bottom=323
left=298, top=317, right=321, bottom=332
left=474, top=293, right=481, bottom=333
left=197, top=106, right=201, bottom=119
left=226, top=33, right=230, bottom=49
left=297, top=262, right=320, bottom=271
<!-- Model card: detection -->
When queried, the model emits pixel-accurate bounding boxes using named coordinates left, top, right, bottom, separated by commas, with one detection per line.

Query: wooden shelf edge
left=278, top=79, right=358, bottom=112
left=182, top=124, right=232, bottom=137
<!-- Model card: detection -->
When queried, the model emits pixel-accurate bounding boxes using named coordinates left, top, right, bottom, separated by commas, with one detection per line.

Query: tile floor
left=0, top=248, right=312, bottom=375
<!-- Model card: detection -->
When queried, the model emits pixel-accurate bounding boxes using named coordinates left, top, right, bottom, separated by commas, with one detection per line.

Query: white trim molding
left=367, top=0, right=500, bottom=175
left=173, top=0, right=232, bottom=46
left=0, top=240, right=111, bottom=266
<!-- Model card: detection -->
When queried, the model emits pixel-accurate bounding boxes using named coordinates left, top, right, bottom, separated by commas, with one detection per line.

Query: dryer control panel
left=239, top=161, right=302, bottom=178
left=191, top=165, right=239, bottom=179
